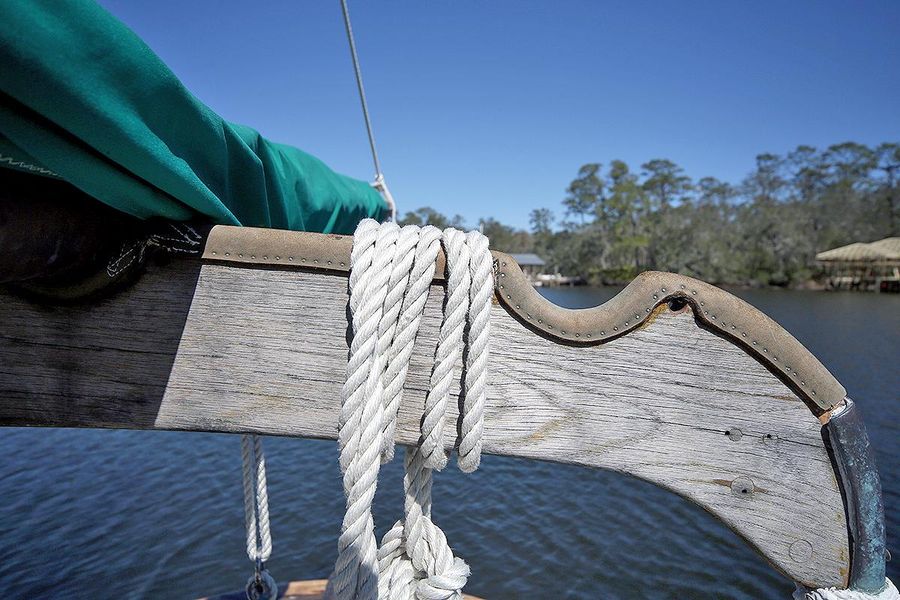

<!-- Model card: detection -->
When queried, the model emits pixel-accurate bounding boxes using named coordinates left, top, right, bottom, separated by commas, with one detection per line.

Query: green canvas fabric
left=0, top=0, right=386, bottom=234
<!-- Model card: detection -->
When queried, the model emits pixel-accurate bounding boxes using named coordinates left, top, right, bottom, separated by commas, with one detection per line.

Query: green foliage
left=399, top=141, right=898, bottom=286
left=398, top=206, right=467, bottom=229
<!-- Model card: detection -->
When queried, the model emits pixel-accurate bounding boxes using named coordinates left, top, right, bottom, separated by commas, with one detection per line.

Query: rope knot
left=415, top=557, right=470, bottom=600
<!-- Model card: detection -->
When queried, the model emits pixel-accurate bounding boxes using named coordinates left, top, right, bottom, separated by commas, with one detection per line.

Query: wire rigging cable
left=339, top=0, right=397, bottom=221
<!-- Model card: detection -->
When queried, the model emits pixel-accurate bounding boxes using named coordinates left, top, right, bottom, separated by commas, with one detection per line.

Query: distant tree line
left=399, top=141, right=899, bottom=286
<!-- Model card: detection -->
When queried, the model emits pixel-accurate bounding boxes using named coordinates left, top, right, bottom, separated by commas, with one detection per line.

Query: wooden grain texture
left=0, top=261, right=201, bottom=428
left=201, top=225, right=845, bottom=410
left=0, top=259, right=849, bottom=588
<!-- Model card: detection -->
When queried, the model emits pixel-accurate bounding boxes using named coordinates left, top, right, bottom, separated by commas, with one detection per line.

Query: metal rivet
left=211, top=251, right=217, bottom=255
left=661, top=287, right=667, bottom=292
left=275, top=256, right=280, bottom=260
left=224, top=252, right=230, bottom=257
left=725, top=428, right=742, bottom=441
left=263, top=255, right=268, bottom=260
left=653, top=294, right=658, bottom=300
left=613, top=326, right=619, bottom=331
left=239, top=253, right=244, bottom=258
left=731, top=476, right=755, bottom=497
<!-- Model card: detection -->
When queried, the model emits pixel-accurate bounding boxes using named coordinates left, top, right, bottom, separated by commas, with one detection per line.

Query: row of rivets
left=208, top=250, right=346, bottom=268
left=668, top=286, right=817, bottom=398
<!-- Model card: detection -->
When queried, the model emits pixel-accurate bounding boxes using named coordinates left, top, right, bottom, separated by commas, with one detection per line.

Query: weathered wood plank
left=0, top=259, right=848, bottom=588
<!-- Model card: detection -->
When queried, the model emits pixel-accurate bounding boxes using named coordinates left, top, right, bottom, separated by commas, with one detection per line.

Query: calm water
left=0, top=288, right=897, bottom=599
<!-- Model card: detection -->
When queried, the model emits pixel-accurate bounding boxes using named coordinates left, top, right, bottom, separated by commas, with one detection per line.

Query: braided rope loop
left=240, top=433, right=276, bottom=600
left=241, top=434, right=272, bottom=563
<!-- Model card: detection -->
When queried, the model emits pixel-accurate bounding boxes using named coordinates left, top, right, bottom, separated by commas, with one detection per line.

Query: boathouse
left=816, top=237, right=900, bottom=292
left=508, top=253, right=546, bottom=279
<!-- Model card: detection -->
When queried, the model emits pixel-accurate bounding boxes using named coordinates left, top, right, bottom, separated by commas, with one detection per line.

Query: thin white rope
left=339, top=0, right=397, bottom=221
left=373, top=175, right=398, bottom=223
left=241, top=433, right=277, bottom=600
left=331, top=219, right=493, bottom=600
left=795, top=580, right=900, bottom=600
left=241, top=434, right=273, bottom=563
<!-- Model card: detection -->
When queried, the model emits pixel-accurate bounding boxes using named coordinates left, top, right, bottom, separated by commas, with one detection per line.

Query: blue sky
left=99, top=0, right=900, bottom=229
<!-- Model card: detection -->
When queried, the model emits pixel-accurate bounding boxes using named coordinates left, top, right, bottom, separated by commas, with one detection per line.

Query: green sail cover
left=0, top=0, right=387, bottom=234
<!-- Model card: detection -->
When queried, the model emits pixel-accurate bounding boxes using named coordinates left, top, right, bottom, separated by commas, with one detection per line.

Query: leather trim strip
left=204, top=225, right=845, bottom=411
left=492, top=251, right=845, bottom=412
left=203, top=225, right=447, bottom=278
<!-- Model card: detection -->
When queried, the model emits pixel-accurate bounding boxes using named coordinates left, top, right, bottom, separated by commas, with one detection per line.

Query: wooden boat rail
left=0, top=224, right=889, bottom=595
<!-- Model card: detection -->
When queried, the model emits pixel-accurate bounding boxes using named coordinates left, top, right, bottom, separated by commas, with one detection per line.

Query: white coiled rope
left=796, top=580, right=900, bottom=600
left=329, top=219, right=492, bottom=600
